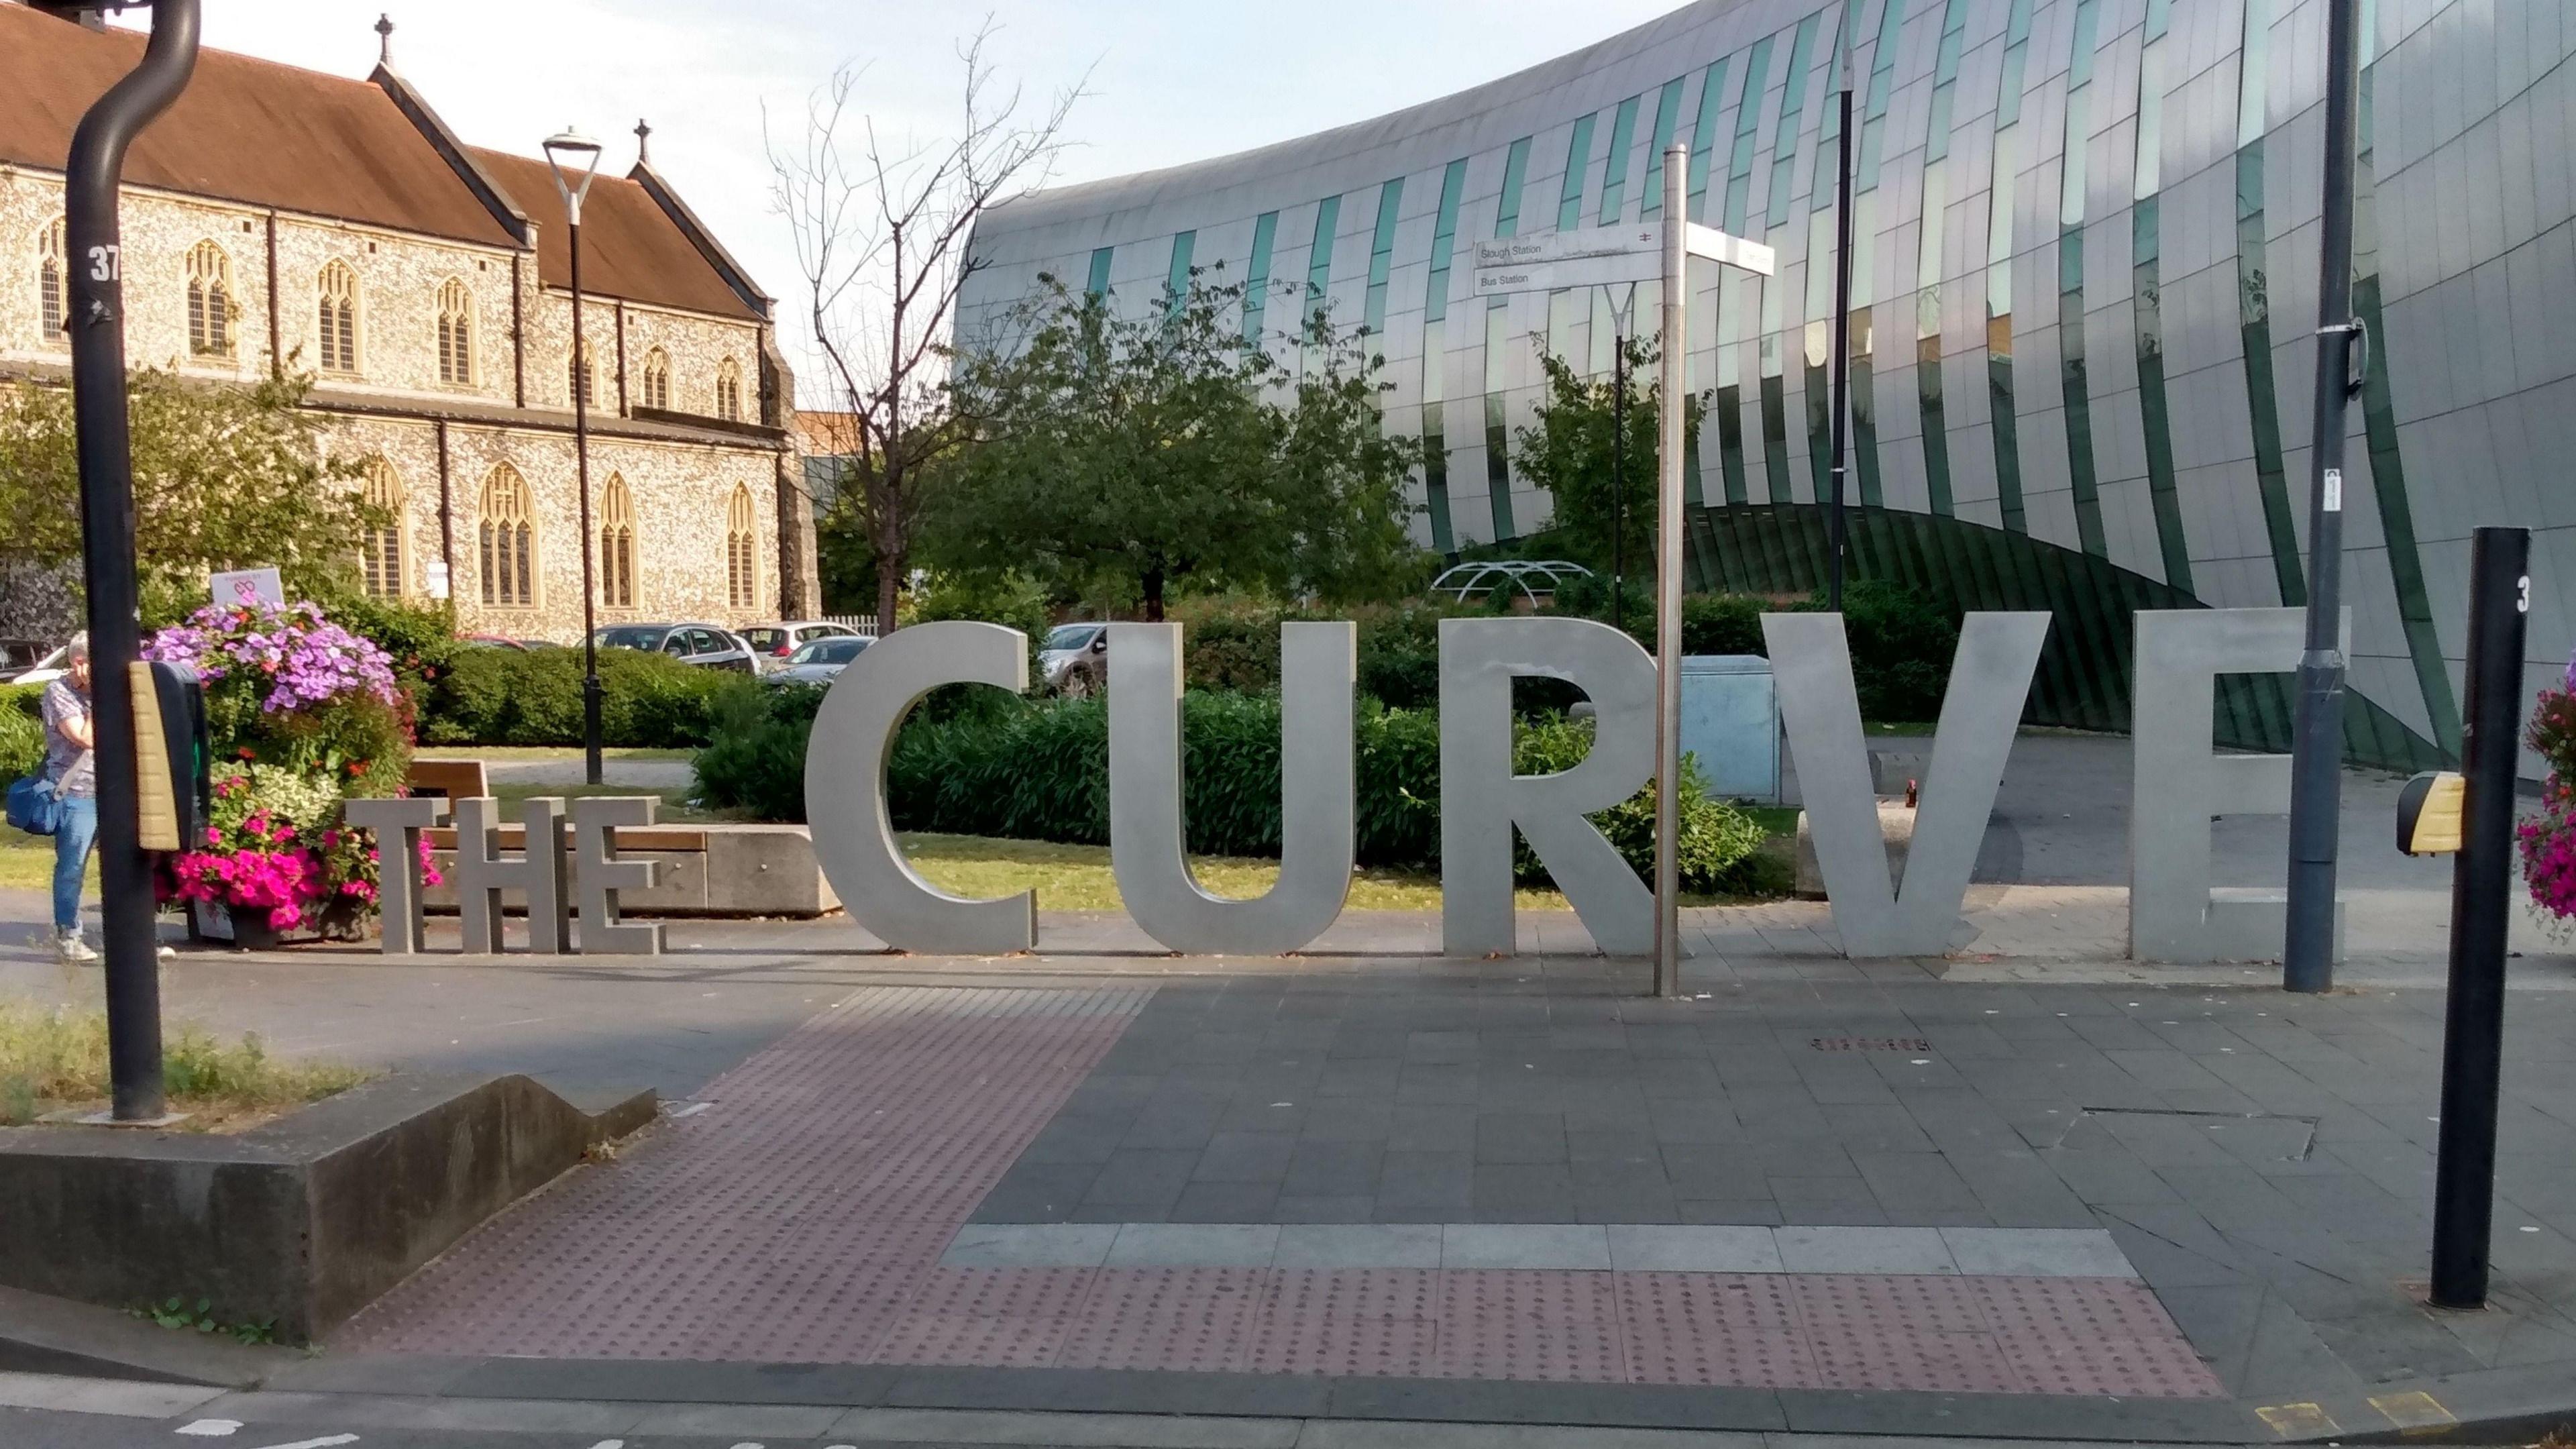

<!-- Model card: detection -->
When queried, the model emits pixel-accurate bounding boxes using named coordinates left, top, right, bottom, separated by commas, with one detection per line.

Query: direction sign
left=1684, top=223, right=1776, bottom=276
left=1471, top=223, right=1658, bottom=272
left=1471, top=248, right=1662, bottom=297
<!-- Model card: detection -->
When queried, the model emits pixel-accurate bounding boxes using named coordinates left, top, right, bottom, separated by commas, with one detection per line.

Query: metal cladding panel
left=955, top=0, right=2574, bottom=771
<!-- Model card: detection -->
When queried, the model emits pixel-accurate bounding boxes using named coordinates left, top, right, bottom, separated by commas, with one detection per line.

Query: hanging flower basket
left=2516, top=659, right=2576, bottom=933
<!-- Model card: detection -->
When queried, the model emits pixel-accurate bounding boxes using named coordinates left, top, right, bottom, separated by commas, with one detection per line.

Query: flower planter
left=191, top=897, right=376, bottom=951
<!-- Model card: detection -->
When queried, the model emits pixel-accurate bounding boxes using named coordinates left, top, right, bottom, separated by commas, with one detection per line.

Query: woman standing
left=40, top=633, right=97, bottom=963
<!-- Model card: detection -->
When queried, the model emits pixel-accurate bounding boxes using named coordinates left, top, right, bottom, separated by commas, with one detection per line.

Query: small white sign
left=423, top=559, right=452, bottom=600
left=1472, top=223, right=1660, bottom=271
left=2322, top=467, right=2343, bottom=513
left=208, top=566, right=284, bottom=608
left=1684, top=224, right=1778, bottom=276
left=1472, top=249, right=1664, bottom=297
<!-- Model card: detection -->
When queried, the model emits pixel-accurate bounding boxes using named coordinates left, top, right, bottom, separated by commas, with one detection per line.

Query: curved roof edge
left=979, top=0, right=1754, bottom=237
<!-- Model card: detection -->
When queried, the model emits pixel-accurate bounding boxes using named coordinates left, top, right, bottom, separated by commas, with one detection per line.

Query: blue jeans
left=52, top=794, right=97, bottom=935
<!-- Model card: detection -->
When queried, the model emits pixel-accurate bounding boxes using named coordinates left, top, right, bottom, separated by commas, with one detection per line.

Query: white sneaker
left=54, top=930, right=98, bottom=964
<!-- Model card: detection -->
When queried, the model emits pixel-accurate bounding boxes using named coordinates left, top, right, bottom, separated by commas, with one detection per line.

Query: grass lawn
left=0, top=828, right=85, bottom=894
left=425, top=745, right=696, bottom=763
left=1, top=1002, right=372, bottom=1132
left=486, top=781, right=719, bottom=822
left=894, top=831, right=1794, bottom=913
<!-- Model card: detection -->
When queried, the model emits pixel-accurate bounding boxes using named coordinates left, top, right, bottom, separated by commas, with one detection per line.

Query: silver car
left=1039, top=623, right=1107, bottom=697
left=763, top=633, right=871, bottom=686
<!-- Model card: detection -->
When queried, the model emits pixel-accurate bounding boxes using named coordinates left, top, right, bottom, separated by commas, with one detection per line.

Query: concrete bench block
left=1794, top=800, right=1917, bottom=899
left=423, top=820, right=838, bottom=918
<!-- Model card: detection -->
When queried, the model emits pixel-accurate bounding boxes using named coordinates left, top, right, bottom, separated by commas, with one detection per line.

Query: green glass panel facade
left=1598, top=95, right=1642, bottom=223
left=1483, top=137, right=1534, bottom=541
left=1419, top=162, right=1468, bottom=554
left=2055, top=0, right=2106, bottom=557
left=1164, top=230, right=1195, bottom=320
left=1715, top=35, right=1774, bottom=506
left=1686, top=57, right=1729, bottom=219
left=1913, top=0, right=1971, bottom=519
left=1085, top=246, right=1114, bottom=299
left=1363, top=178, right=1402, bottom=337
left=2351, top=0, right=2461, bottom=758
left=1558, top=113, right=1598, bottom=232
left=1242, top=210, right=1279, bottom=349
left=1304, top=194, right=1342, bottom=336
left=2235, top=0, right=2306, bottom=606
left=1640, top=76, right=1686, bottom=217
left=1985, top=0, right=2035, bottom=533
left=1765, top=13, right=1821, bottom=231
left=2129, top=0, right=2193, bottom=593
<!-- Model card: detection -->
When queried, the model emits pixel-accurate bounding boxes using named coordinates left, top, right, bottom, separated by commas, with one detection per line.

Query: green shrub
left=1836, top=579, right=1960, bottom=721
left=696, top=688, right=1770, bottom=891
left=419, top=646, right=752, bottom=747
left=0, top=684, right=42, bottom=783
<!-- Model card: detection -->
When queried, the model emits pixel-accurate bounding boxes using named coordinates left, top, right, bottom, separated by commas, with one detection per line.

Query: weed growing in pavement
left=0, top=1004, right=374, bottom=1130
left=132, top=1295, right=279, bottom=1345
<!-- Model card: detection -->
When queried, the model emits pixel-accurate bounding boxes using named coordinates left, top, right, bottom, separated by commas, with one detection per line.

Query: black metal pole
left=572, top=217, right=602, bottom=788
left=2429, top=526, right=2529, bottom=1311
left=1827, top=54, right=1854, bottom=612
left=66, top=0, right=201, bottom=1124
left=2284, top=0, right=2365, bottom=993
left=1611, top=323, right=1626, bottom=635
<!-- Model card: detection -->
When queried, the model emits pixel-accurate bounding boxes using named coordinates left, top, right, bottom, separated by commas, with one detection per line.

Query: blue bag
left=6, top=772, right=58, bottom=837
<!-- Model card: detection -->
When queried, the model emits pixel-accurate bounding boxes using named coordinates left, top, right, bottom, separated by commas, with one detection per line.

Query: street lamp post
left=545, top=128, right=606, bottom=789
left=61, top=0, right=202, bottom=1123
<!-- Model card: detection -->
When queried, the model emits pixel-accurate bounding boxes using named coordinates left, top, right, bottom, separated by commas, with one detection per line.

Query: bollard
left=2428, top=525, right=2529, bottom=1310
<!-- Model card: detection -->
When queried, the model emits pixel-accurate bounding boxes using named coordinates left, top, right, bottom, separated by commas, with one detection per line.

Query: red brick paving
left=339, top=985, right=2224, bottom=1399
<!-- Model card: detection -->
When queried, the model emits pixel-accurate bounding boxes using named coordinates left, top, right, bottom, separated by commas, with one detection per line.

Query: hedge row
left=694, top=687, right=1772, bottom=892
left=0, top=684, right=41, bottom=784
left=416, top=645, right=755, bottom=749
left=1169, top=580, right=1958, bottom=721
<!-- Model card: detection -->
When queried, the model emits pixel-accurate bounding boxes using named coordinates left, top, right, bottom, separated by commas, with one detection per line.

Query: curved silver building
left=962, top=0, right=2569, bottom=767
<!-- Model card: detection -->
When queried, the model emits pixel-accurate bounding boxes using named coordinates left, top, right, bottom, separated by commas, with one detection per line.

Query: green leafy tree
left=930, top=272, right=1426, bottom=620
left=1509, top=336, right=1704, bottom=572
left=0, top=368, right=376, bottom=620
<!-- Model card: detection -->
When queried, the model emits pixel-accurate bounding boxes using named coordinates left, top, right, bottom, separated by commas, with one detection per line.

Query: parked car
left=1040, top=623, right=1108, bottom=698
left=763, top=634, right=871, bottom=686
left=4, top=643, right=70, bottom=688
left=743, top=621, right=861, bottom=672
left=459, top=633, right=536, bottom=651
left=591, top=623, right=757, bottom=673
left=0, top=639, right=58, bottom=684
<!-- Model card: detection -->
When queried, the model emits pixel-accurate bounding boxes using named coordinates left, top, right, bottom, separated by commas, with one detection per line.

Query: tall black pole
left=65, top=0, right=201, bottom=1124
left=2284, top=0, right=2365, bottom=992
left=2428, top=526, right=2529, bottom=1310
left=572, top=217, right=602, bottom=788
left=1611, top=322, right=1627, bottom=635
left=1827, top=27, right=1855, bottom=612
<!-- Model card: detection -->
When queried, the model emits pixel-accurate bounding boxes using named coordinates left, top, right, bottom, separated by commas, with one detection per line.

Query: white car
left=763, top=634, right=871, bottom=686
left=4, top=644, right=70, bottom=689
left=1039, top=623, right=1107, bottom=697
left=743, top=621, right=863, bottom=675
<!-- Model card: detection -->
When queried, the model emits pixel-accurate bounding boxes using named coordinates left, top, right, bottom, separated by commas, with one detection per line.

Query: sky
left=109, top=0, right=1684, bottom=404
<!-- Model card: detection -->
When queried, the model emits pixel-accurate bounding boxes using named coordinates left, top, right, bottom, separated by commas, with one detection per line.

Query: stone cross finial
left=634, top=117, right=652, bottom=166
left=375, top=13, right=394, bottom=66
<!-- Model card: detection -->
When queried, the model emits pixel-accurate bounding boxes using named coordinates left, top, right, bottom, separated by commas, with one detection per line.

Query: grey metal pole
left=64, top=0, right=201, bottom=1123
left=2429, top=526, right=2530, bottom=1310
left=572, top=216, right=603, bottom=789
left=1827, top=12, right=1855, bottom=611
left=2284, top=0, right=2365, bottom=992
left=1611, top=315, right=1627, bottom=635
left=1654, top=142, right=1688, bottom=997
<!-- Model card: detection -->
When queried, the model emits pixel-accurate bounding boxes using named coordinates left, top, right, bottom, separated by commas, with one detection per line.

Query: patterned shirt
left=40, top=676, right=94, bottom=799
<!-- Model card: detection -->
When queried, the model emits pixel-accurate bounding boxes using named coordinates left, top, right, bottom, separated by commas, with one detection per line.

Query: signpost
left=1469, top=145, right=1776, bottom=996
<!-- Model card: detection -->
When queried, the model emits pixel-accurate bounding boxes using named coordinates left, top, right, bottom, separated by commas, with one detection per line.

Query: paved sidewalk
left=146, top=953, right=2557, bottom=1443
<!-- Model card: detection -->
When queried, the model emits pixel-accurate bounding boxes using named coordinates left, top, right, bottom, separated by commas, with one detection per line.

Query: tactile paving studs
left=1618, top=1273, right=1817, bottom=1388
left=1970, top=1276, right=2226, bottom=1399
left=1434, top=1271, right=1626, bottom=1383
left=1053, top=1267, right=1270, bottom=1373
left=335, top=987, right=1149, bottom=1359
left=1246, top=1271, right=1442, bottom=1378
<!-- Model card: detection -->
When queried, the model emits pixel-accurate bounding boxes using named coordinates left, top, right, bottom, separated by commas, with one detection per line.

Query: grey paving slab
left=1939, top=1226, right=2138, bottom=1277
left=1440, top=1224, right=1615, bottom=1269
left=1606, top=1225, right=1786, bottom=1272
left=1273, top=1224, right=1446, bottom=1268
left=1105, top=1223, right=1281, bottom=1267
left=1772, top=1226, right=1957, bottom=1275
left=945, top=1224, right=1118, bottom=1268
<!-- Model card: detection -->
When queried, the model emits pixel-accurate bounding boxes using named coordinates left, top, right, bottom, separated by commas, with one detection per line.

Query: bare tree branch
left=767, top=17, right=1090, bottom=632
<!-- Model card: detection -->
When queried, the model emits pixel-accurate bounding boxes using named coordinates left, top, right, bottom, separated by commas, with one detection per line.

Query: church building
left=0, top=4, right=820, bottom=637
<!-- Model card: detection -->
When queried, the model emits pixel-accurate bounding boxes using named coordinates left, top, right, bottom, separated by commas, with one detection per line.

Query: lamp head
left=542, top=127, right=604, bottom=221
